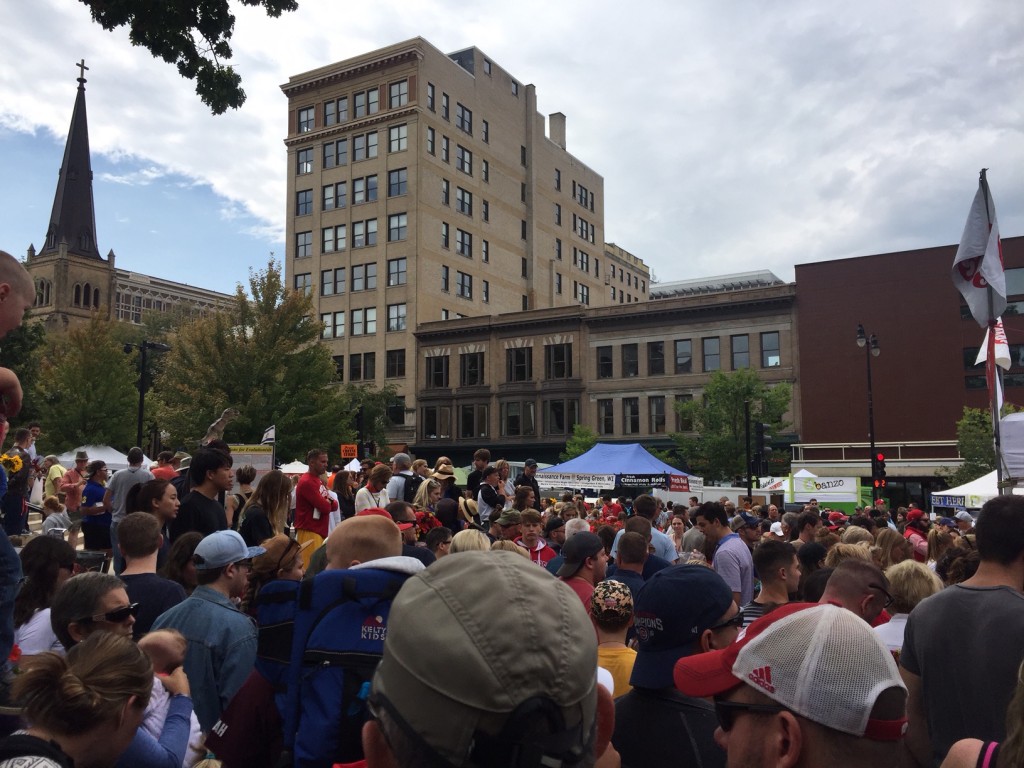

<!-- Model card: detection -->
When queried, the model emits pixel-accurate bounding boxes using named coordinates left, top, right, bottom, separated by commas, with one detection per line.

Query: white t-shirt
left=15, top=608, right=63, bottom=656
left=354, top=486, right=390, bottom=513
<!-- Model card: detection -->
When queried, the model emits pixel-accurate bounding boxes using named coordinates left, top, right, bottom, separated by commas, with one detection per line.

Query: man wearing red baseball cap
left=904, top=507, right=930, bottom=563
left=674, top=602, right=908, bottom=767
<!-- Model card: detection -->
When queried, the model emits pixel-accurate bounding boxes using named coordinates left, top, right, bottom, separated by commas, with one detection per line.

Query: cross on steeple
left=76, top=58, right=89, bottom=82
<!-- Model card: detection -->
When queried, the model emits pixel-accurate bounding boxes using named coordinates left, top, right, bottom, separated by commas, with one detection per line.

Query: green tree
left=559, top=423, right=599, bottom=462
left=939, top=406, right=1015, bottom=487
left=0, top=319, right=46, bottom=425
left=672, top=368, right=791, bottom=483
left=32, top=314, right=139, bottom=452
left=155, top=259, right=362, bottom=463
left=81, top=0, right=298, bottom=114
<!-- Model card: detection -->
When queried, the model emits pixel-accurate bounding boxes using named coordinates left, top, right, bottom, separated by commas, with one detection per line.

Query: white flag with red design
left=952, top=176, right=1006, bottom=327
left=975, top=317, right=1011, bottom=411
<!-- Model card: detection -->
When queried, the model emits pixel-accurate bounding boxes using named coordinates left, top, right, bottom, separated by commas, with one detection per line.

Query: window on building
left=675, top=394, right=694, bottom=431
left=597, top=399, right=614, bottom=435
left=506, top=347, right=532, bottom=382
left=456, top=187, right=473, bottom=216
left=427, top=127, right=435, bottom=155
left=622, top=344, right=639, bottom=377
left=427, top=83, right=435, bottom=111
left=387, top=303, right=407, bottom=332
left=352, top=132, right=378, bottom=161
left=555, top=273, right=562, bottom=295
left=623, top=398, right=640, bottom=435
left=555, top=168, right=561, bottom=190
left=456, top=229, right=472, bottom=258
left=441, top=179, right=450, bottom=205
left=350, top=307, right=377, bottom=336
left=426, top=355, right=450, bottom=388
left=332, top=355, right=344, bottom=380
left=441, top=265, right=449, bottom=292
left=386, top=349, right=406, bottom=378
left=349, top=352, right=375, bottom=381
left=441, top=136, right=449, bottom=163
left=388, top=213, right=407, bottom=242
left=521, top=220, right=528, bottom=240
left=483, top=278, right=490, bottom=303
left=482, top=119, right=489, bottom=143
left=482, top=159, right=489, bottom=182
left=703, top=337, right=721, bottom=372
left=352, top=219, right=378, bottom=248
left=296, top=189, right=312, bottom=216
left=293, top=272, right=312, bottom=296
left=322, top=226, right=336, bottom=253
left=388, top=396, right=406, bottom=426
left=675, top=339, right=692, bottom=374
left=545, top=343, right=572, bottom=379
left=297, top=106, right=314, bottom=132
left=389, top=124, right=408, bottom=152
left=731, top=334, right=750, bottom=369
left=542, top=399, right=579, bottom=436
left=597, top=346, right=613, bottom=378
left=456, top=271, right=472, bottom=299
left=460, top=404, right=488, bottom=439
left=456, top=145, right=473, bottom=175
left=460, top=352, right=484, bottom=386
left=352, top=263, right=377, bottom=291
left=320, top=311, right=345, bottom=340
left=323, top=99, right=336, bottom=126
left=388, top=168, right=407, bottom=197
left=456, top=103, right=472, bottom=134
left=441, top=222, right=450, bottom=249
left=555, top=239, right=562, bottom=260
left=649, top=396, right=666, bottom=434
left=500, top=401, right=535, bottom=437
left=441, top=93, right=449, bottom=120
left=354, top=88, right=379, bottom=118
left=295, top=231, right=312, bottom=259
left=761, top=331, right=781, bottom=367
left=353, top=175, right=378, bottom=204
left=297, top=147, right=312, bottom=174
left=421, top=405, right=451, bottom=440
left=522, top=295, right=529, bottom=310
left=520, top=145, right=527, bottom=166
left=389, top=79, right=408, bottom=109
left=483, top=59, right=492, bottom=75
left=554, top=203, right=561, bottom=226
left=648, top=341, right=665, bottom=376
left=574, top=282, right=590, bottom=306
left=482, top=200, right=489, bottom=222
left=321, top=268, right=344, bottom=295
left=387, top=257, right=407, bottom=286
left=481, top=240, right=489, bottom=263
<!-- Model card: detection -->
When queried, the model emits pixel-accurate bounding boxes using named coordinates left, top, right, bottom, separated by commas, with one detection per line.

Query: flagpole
left=979, top=169, right=1005, bottom=494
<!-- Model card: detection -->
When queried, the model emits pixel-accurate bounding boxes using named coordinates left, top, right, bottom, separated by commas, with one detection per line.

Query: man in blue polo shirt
left=693, top=501, right=753, bottom=607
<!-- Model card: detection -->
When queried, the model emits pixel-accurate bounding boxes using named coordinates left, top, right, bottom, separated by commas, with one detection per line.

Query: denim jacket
left=151, top=585, right=257, bottom=731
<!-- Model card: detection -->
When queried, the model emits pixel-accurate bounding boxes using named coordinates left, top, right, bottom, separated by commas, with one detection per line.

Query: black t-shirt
left=466, top=469, right=483, bottom=496
left=402, top=543, right=435, bottom=567
left=613, top=687, right=724, bottom=768
left=239, top=505, right=275, bottom=548
left=170, top=491, right=227, bottom=541
left=121, top=572, right=187, bottom=640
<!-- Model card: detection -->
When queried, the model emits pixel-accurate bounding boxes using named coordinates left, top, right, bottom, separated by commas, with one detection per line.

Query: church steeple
left=40, top=60, right=101, bottom=260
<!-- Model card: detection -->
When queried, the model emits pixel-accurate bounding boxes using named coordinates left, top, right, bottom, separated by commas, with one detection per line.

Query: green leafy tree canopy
left=0, top=319, right=47, bottom=425
left=155, top=258, right=365, bottom=463
left=940, top=406, right=1020, bottom=487
left=32, top=314, right=140, bottom=452
left=81, top=0, right=299, bottom=114
left=673, top=368, right=791, bottom=483
left=559, top=423, right=599, bottom=462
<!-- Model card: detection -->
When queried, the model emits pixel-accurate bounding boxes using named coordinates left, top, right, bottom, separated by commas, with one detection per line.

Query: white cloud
left=1, top=0, right=1022, bottom=287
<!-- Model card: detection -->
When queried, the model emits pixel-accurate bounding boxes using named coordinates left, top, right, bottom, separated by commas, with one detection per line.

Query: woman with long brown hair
left=332, top=470, right=357, bottom=520
left=238, top=470, right=292, bottom=547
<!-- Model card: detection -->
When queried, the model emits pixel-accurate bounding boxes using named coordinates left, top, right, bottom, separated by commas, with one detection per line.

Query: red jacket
left=294, top=472, right=337, bottom=538
left=515, top=538, right=557, bottom=566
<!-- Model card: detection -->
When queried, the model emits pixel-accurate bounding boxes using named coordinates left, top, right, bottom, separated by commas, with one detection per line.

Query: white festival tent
left=56, top=445, right=153, bottom=472
left=930, top=471, right=1024, bottom=510
left=278, top=460, right=309, bottom=475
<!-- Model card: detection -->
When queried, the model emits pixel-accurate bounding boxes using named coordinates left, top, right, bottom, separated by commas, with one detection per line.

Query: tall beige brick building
left=282, top=38, right=650, bottom=446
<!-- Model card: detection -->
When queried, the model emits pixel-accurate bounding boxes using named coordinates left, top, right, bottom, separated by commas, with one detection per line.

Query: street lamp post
left=125, top=340, right=171, bottom=449
left=856, top=324, right=880, bottom=499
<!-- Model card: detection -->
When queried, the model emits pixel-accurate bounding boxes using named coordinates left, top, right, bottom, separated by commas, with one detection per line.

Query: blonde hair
left=840, top=525, right=874, bottom=546
left=927, top=529, right=957, bottom=563
left=875, top=528, right=910, bottom=569
left=884, top=560, right=942, bottom=614
left=449, top=529, right=490, bottom=553
left=241, top=469, right=292, bottom=535
left=413, top=479, right=440, bottom=511
left=13, top=632, right=152, bottom=735
left=824, top=542, right=873, bottom=569
left=490, top=540, right=530, bottom=558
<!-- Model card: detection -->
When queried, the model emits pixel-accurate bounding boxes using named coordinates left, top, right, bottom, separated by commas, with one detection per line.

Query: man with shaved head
left=326, top=512, right=403, bottom=570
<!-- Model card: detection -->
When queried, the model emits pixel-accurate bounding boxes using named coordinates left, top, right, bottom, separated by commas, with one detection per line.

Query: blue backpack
left=275, top=567, right=410, bottom=768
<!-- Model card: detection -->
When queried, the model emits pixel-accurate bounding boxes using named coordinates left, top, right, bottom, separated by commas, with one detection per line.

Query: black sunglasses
left=869, top=583, right=895, bottom=609
left=708, top=612, right=744, bottom=632
left=80, top=602, right=140, bottom=624
left=714, top=699, right=789, bottom=731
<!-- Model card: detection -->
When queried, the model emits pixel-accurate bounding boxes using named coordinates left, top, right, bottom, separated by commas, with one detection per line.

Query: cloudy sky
left=1, top=1, right=1021, bottom=294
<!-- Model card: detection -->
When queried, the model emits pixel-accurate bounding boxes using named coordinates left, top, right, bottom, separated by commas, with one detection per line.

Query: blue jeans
left=0, top=529, right=22, bottom=665
left=110, top=522, right=124, bottom=575
left=0, top=494, right=23, bottom=537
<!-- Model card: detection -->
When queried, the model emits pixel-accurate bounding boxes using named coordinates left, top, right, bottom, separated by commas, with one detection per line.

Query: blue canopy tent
left=537, top=443, right=702, bottom=493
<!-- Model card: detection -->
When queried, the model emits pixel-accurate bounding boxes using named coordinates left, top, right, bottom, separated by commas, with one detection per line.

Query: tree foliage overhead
left=80, top=0, right=299, bottom=114
left=672, top=368, right=792, bottom=483
left=0, top=320, right=47, bottom=426
left=32, top=314, right=139, bottom=453
left=559, top=423, right=599, bottom=462
left=155, top=259, right=363, bottom=463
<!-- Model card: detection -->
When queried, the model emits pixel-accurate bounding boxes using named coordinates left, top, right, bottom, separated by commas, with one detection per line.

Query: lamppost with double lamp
left=856, top=324, right=881, bottom=499
left=124, top=340, right=171, bottom=449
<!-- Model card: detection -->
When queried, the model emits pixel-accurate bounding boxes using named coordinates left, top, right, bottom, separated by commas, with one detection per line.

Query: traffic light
left=754, top=423, right=772, bottom=475
left=876, top=452, right=886, bottom=483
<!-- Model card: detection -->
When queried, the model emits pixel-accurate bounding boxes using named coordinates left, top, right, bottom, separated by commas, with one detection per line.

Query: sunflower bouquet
left=0, top=453, right=23, bottom=475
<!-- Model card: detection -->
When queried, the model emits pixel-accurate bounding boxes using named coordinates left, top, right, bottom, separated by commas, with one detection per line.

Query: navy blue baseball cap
left=630, top=565, right=734, bottom=689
